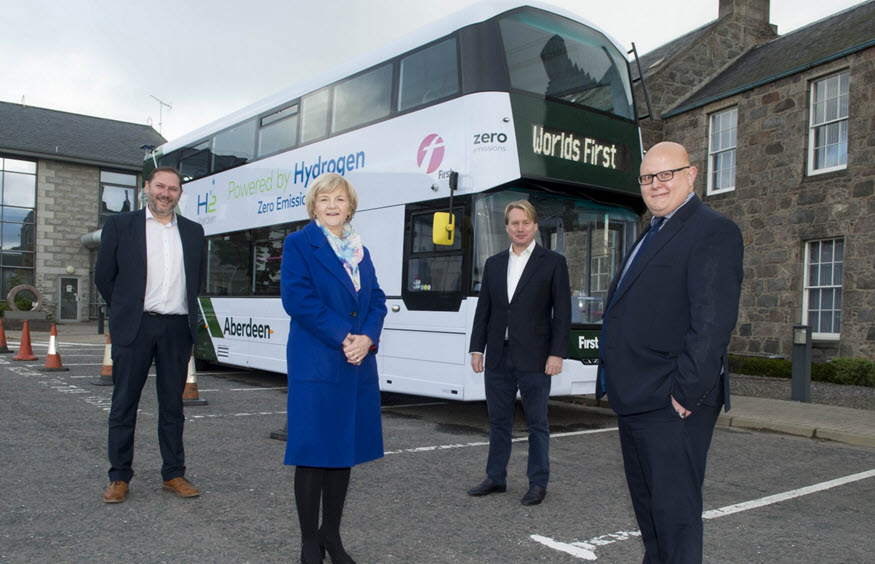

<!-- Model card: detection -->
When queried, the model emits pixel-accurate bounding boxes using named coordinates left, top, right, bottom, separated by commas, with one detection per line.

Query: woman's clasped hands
left=343, top=333, right=373, bottom=365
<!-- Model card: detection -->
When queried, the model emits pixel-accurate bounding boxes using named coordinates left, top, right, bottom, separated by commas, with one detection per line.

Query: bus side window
left=179, top=141, right=211, bottom=183
left=333, top=64, right=393, bottom=134
left=398, top=37, right=460, bottom=112
left=212, top=119, right=256, bottom=174
left=258, top=104, right=299, bottom=158
left=402, top=207, right=465, bottom=311
left=205, top=232, right=253, bottom=296
left=301, top=88, right=331, bottom=144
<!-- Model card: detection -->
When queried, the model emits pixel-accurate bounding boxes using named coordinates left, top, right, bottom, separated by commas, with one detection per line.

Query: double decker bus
left=148, top=1, right=645, bottom=400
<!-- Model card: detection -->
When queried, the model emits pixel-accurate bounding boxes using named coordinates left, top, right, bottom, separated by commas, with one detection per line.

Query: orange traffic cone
left=182, top=354, right=208, bottom=406
left=12, top=320, right=37, bottom=361
left=93, top=332, right=113, bottom=386
left=38, top=324, right=69, bottom=371
left=0, top=318, right=10, bottom=354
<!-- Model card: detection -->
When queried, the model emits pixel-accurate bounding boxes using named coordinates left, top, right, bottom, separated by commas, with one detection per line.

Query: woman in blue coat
left=281, top=173, right=387, bottom=564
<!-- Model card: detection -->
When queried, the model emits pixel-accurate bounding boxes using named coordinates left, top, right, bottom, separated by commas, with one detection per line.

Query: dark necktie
left=606, top=216, right=664, bottom=313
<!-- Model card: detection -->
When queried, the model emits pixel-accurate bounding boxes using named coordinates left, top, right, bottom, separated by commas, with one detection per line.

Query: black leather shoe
left=520, top=485, right=546, bottom=506
left=318, top=538, right=356, bottom=564
left=467, top=478, right=507, bottom=496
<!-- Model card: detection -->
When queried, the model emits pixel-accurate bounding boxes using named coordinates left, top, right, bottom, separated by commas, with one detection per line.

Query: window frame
left=0, top=156, right=37, bottom=295
left=401, top=199, right=471, bottom=312
left=397, top=36, right=461, bottom=114
left=496, top=7, right=636, bottom=121
left=257, top=104, right=300, bottom=159
left=331, top=63, right=395, bottom=135
left=807, top=70, right=850, bottom=176
left=801, top=238, right=844, bottom=341
left=98, top=169, right=138, bottom=227
left=706, top=106, right=738, bottom=195
left=211, top=119, right=257, bottom=174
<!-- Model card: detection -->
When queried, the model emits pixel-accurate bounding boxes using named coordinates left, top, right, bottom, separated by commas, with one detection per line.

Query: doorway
left=59, top=277, right=79, bottom=321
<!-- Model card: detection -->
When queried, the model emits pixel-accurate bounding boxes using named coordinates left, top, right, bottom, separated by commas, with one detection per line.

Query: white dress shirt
left=143, top=207, right=188, bottom=315
left=506, top=240, right=536, bottom=339
left=507, top=239, right=536, bottom=302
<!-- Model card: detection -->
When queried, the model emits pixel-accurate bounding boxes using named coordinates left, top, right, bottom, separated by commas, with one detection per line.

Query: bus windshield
left=472, top=191, right=638, bottom=324
left=499, top=9, right=634, bottom=119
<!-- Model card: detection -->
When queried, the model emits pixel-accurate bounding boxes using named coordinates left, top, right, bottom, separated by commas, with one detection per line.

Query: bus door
left=378, top=202, right=474, bottom=399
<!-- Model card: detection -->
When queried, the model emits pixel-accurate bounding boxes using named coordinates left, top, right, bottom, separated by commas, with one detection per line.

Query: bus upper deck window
left=499, top=9, right=633, bottom=119
left=398, top=38, right=460, bottom=112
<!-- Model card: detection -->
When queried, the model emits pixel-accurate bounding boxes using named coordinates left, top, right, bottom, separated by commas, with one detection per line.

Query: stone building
left=634, top=0, right=875, bottom=361
left=0, top=101, right=164, bottom=322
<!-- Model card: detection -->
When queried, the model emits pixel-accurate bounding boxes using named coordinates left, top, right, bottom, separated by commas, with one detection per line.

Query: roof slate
left=665, top=1, right=875, bottom=116
left=631, top=20, right=721, bottom=82
left=0, top=101, right=165, bottom=169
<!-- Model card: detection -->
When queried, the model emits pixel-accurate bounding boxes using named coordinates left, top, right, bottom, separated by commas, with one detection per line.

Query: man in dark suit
left=95, top=166, right=205, bottom=503
left=468, top=200, right=571, bottom=506
left=598, top=142, right=743, bottom=562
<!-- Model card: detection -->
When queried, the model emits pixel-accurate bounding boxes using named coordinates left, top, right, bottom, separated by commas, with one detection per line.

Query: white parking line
left=385, top=401, right=448, bottom=409
left=198, top=387, right=288, bottom=392
left=187, top=410, right=287, bottom=420
left=531, top=468, right=875, bottom=560
left=7, top=341, right=105, bottom=349
left=384, top=428, right=618, bottom=455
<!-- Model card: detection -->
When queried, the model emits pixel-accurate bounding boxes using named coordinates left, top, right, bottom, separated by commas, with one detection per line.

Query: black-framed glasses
left=637, top=165, right=691, bottom=185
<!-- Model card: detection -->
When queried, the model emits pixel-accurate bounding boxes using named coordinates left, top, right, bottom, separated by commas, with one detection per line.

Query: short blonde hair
left=504, top=199, right=537, bottom=224
left=305, top=173, right=359, bottom=221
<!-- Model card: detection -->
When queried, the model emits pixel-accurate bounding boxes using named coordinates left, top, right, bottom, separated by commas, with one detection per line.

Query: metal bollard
left=791, top=325, right=811, bottom=403
left=98, top=305, right=105, bottom=335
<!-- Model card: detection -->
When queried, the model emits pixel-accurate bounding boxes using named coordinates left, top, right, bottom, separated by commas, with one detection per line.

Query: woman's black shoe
left=319, top=538, right=356, bottom=564
left=300, top=541, right=323, bottom=564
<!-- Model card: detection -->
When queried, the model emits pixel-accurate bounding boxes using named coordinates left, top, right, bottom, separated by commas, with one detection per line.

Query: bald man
left=598, top=142, right=743, bottom=563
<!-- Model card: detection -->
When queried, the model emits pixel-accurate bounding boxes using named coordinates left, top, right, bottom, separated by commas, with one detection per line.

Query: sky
left=1, top=0, right=865, bottom=142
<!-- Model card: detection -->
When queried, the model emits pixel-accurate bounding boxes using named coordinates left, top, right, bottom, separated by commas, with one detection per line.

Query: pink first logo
left=417, top=134, right=445, bottom=174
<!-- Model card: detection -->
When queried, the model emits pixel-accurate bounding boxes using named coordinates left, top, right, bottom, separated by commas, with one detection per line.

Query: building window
left=808, top=71, right=849, bottom=175
left=0, top=157, right=37, bottom=296
left=803, top=238, right=843, bottom=339
left=707, top=107, right=737, bottom=194
left=99, top=171, right=137, bottom=227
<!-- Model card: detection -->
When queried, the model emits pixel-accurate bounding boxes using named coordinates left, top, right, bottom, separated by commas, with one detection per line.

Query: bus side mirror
left=433, top=212, right=455, bottom=246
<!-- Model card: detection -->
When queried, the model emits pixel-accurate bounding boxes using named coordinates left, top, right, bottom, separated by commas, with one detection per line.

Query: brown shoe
left=162, top=477, right=200, bottom=498
left=103, top=480, right=129, bottom=503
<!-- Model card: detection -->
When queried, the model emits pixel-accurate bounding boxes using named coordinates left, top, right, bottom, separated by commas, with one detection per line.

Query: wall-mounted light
left=66, top=265, right=75, bottom=274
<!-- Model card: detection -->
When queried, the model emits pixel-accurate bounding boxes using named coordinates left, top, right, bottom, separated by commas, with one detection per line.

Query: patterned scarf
left=317, top=220, right=364, bottom=292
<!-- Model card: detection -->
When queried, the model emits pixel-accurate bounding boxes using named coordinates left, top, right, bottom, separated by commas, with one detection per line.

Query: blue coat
left=281, top=221, right=387, bottom=467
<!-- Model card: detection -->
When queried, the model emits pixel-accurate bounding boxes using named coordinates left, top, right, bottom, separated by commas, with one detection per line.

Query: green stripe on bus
left=199, top=297, right=225, bottom=338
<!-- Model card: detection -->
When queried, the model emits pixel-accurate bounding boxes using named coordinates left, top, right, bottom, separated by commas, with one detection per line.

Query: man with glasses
left=598, top=142, right=743, bottom=563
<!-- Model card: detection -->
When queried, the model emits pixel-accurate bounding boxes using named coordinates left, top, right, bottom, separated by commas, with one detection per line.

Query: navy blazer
left=470, top=244, right=571, bottom=372
left=598, top=195, right=743, bottom=415
left=95, top=209, right=205, bottom=347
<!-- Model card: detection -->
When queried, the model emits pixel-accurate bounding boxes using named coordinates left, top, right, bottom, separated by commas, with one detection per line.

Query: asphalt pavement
left=9, top=321, right=874, bottom=449
left=2, top=320, right=874, bottom=563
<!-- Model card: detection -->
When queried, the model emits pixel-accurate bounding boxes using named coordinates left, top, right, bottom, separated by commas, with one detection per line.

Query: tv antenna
left=149, top=95, right=172, bottom=134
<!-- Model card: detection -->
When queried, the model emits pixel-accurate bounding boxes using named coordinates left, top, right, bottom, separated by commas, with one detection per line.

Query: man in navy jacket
left=95, top=167, right=205, bottom=503
left=598, top=142, right=743, bottom=563
left=468, top=200, right=571, bottom=506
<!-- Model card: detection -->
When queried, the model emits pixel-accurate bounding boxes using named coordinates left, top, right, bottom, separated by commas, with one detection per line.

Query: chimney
left=719, top=0, right=770, bottom=23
